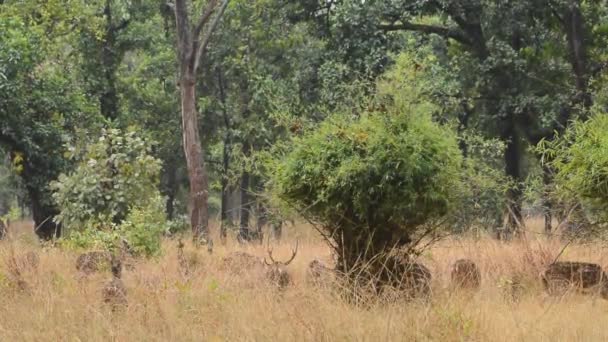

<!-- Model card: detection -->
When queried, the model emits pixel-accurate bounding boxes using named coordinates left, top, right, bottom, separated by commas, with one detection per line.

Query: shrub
left=52, top=127, right=165, bottom=256
left=268, top=111, right=463, bottom=272
left=539, top=114, right=608, bottom=224
left=118, top=194, right=167, bottom=257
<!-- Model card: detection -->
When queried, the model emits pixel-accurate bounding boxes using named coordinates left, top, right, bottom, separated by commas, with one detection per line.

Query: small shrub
left=52, top=127, right=165, bottom=257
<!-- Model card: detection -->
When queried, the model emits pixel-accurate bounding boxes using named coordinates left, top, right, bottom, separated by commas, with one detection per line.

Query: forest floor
left=1, top=219, right=608, bottom=341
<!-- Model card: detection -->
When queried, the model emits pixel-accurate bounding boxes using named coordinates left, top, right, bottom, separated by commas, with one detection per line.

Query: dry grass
left=1, top=220, right=608, bottom=341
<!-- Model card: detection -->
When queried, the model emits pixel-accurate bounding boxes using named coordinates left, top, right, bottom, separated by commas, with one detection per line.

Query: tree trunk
left=218, top=67, right=231, bottom=240
left=161, top=160, right=178, bottom=220
left=238, top=163, right=251, bottom=242
left=272, top=221, right=282, bottom=240
left=99, top=0, right=122, bottom=121
left=254, top=200, right=266, bottom=243
left=173, top=0, right=229, bottom=243
left=180, top=76, right=209, bottom=241
left=29, top=187, right=61, bottom=240
left=220, top=138, right=231, bottom=239
left=564, top=1, right=591, bottom=109
left=503, top=124, right=523, bottom=238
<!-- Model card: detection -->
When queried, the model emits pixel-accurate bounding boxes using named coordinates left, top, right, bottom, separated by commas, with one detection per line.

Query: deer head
left=263, top=240, right=299, bottom=289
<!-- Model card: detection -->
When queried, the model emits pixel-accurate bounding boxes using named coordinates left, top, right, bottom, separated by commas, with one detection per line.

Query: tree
left=268, top=109, right=463, bottom=277
left=172, top=0, right=229, bottom=241
left=52, top=127, right=166, bottom=256
left=0, top=6, right=98, bottom=239
left=346, top=0, right=608, bottom=236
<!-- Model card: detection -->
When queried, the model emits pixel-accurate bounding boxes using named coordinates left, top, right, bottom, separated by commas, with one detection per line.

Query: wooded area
left=2, top=0, right=608, bottom=339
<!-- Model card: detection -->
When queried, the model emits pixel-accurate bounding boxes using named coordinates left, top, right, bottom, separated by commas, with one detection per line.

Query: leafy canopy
left=270, top=110, right=463, bottom=241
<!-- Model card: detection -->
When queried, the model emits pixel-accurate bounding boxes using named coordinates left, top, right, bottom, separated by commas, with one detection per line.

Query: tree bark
left=220, top=139, right=231, bottom=239
left=173, top=0, right=229, bottom=241
left=218, top=68, right=231, bottom=239
left=180, top=76, right=209, bottom=240
left=564, top=1, right=590, bottom=107
left=238, top=151, right=251, bottom=241
left=161, top=159, right=178, bottom=220
left=100, top=0, right=120, bottom=120
left=503, top=123, right=523, bottom=238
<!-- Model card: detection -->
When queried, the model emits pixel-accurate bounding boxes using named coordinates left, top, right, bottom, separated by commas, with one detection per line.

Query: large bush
left=539, top=114, right=608, bottom=224
left=269, top=112, right=463, bottom=271
left=52, top=128, right=166, bottom=256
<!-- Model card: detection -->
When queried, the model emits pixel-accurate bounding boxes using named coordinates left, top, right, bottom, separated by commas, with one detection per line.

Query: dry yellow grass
left=1, top=220, right=608, bottom=341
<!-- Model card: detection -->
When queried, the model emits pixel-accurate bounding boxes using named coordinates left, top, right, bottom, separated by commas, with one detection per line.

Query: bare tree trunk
left=161, top=159, right=178, bottom=220
left=173, top=0, right=229, bottom=242
left=503, top=119, right=523, bottom=239
left=238, top=165, right=251, bottom=242
left=564, top=1, right=591, bottom=109
left=254, top=200, right=266, bottom=243
left=180, top=76, right=209, bottom=240
left=220, top=139, right=230, bottom=239
left=218, top=68, right=231, bottom=240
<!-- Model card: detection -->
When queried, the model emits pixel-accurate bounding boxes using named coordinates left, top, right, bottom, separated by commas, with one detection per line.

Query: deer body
left=542, top=261, right=608, bottom=298
left=451, top=259, right=481, bottom=290
left=102, top=256, right=127, bottom=308
left=76, top=251, right=112, bottom=275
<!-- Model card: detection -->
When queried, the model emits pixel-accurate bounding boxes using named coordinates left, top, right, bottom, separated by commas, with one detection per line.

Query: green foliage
left=539, top=114, right=608, bottom=223
left=457, top=134, right=512, bottom=231
left=118, top=194, right=166, bottom=257
left=52, top=128, right=165, bottom=256
left=269, top=110, right=463, bottom=258
left=59, top=227, right=122, bottom=252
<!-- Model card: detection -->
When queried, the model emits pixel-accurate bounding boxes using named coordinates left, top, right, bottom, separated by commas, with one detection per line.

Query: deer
left=264, top=240, right=299, bottom=289
left=102, top=255, right=128, bottom=309
left=541, top=261, right=608, bottom=299
left=451, top=259, right=481, bottom=290
left=221, top=251, right=265, bottom=274
left=76, top=251, right=112, bottom=275
left=307, top=259, right=334, bottom=286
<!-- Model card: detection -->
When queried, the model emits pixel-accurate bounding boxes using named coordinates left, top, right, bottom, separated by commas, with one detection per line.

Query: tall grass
left=1, top=220, right=608, bottom=341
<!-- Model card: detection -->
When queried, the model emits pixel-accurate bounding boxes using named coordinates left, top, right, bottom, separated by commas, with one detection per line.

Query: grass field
left=1, top=219, right=608, bottom=341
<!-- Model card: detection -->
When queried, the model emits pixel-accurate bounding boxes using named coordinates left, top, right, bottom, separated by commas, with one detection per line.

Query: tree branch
left=378, top=22, right=471, bottom=46
left=193, top=0, right=230, bottom=72
left=193, top=0, right=220, bottom=39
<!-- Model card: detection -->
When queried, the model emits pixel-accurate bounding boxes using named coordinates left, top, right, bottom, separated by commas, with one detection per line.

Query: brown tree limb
left=194, top=0, right=220, bottom=39
left=194, top=0, right=230, bottom=72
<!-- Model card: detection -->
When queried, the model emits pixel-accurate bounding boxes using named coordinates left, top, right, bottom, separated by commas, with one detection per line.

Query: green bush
left=52, top=127, right=166, bottom=256
left=268, top=111, right=463, bottom=271
left=539, top=114, right=608, bottom=224
left=118, top=194, right=167, bottom=257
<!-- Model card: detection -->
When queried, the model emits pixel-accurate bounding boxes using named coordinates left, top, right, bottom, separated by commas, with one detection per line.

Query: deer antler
left=283, top=240, right=299, bottom=266
left=264, top=240, right=299, bottom=266
left=264, top=246, right=277, bottom=266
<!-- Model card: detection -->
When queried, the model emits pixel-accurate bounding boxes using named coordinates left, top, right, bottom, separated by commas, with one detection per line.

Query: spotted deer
left=541, top=261, right=608, bottom=299
left=264, top=241, right=298, bottom=289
